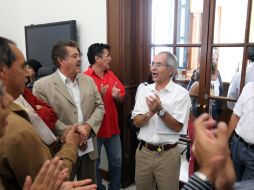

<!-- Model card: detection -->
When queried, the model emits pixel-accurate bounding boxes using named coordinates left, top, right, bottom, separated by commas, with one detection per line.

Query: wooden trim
left=208, top=95, right=237, bottom=102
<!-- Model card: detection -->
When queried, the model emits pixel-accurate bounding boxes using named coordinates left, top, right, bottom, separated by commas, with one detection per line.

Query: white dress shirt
left=227, top=62, right=254, bottom=110
left=58, top=69, right=84, bottom=124
left=234, top=82, right=254, bottom=144
left=132, top=79, right=191, bottom=144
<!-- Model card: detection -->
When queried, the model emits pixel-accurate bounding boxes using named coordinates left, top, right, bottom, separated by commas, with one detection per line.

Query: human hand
left=35, top=105, right=42, bottom=110
left=192, top=113, right=229, bottom=183
left=60, top=179, right=97, bottom=190
left=76, top=123, right=91, bottom=146
left=145, top=93, right=162, bottom=113
left=65, top=124, right=81, bottom=146
left=23, top=157, right=68, bottom=190
left=60, top=126, right=75, bottom=143
left=100, top=84, right=108, bottom=97
left=214, top=152, right=236, bottom=190
left=112, top=82, right=120, bottom=98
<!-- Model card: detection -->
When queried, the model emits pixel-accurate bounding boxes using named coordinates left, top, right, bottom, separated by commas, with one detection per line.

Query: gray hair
left=158, top=51, right=178, bottom=77
left=158, top=51, right=178, bottom=69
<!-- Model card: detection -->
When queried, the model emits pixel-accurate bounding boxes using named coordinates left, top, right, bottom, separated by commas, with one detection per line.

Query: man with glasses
left=84, top=43, right=125, bottom=190
left=33, top=40, right=105, bottom=183
left=132, top=51, right=191, bottom=190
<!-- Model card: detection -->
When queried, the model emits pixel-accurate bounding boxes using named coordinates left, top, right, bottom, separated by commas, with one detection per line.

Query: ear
left=57, top=57, right=65, bottom=67
left=168, top=66, right=176, bottom=77
left=95, top=55, right=101, bottom=63
left=0, top=65, right=8, bottom=80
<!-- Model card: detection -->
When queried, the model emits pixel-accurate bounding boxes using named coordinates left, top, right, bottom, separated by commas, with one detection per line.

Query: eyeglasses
left=150, top=61, right=168, bottom=68
left=68, top=52, right=83, bottom=59
left=99, top=53, right=111, bottom=58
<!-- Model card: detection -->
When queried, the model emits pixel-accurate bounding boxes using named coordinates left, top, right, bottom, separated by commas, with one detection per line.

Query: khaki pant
left=135, top=144, right=181, bottom=190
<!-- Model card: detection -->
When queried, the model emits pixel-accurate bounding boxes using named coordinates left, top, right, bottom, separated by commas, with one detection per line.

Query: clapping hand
left=145, top=93, right=162, bottom=113
left=23, top=157, right=68, bottom=190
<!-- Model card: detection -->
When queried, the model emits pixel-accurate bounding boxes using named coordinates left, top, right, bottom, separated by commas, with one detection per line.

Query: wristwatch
left=158, top=109, right=166, bottom=117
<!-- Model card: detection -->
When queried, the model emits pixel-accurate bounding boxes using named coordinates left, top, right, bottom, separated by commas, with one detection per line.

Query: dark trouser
left=230, top=134, right=254, bottom=181
left=96, top=135, right=122, bottom=190
left=71, top=154, right=96, bottom=183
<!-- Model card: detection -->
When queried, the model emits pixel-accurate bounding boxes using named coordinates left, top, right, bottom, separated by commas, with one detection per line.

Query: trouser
left=135, top=143, right=180, bottom=190
left=96, top=135, right=122, bottom=190
left=230, top=134, right=254, bottom=181
left=70, top=154, right=96, bottom=183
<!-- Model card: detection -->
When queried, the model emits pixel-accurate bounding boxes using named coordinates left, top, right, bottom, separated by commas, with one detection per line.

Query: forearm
left=133, top=112, right=154, bottom=127
left=159, top=111, right=183, bottom=132
left=55, top=143, right=78, bottom=174
left=227, top=114, right=239, bottom=140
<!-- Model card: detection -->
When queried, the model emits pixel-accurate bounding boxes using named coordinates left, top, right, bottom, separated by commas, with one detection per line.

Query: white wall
left=0, top=0, right=109, bottom=171
left=0, top=0, right=107, bottom=71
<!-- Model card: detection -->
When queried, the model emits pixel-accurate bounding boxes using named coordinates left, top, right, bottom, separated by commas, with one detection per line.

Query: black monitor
left=25, top=20, right=77, bottom=67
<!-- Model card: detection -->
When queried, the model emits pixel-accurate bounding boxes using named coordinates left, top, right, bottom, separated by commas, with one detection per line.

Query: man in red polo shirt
left=84, top=43, right=125, bottom=190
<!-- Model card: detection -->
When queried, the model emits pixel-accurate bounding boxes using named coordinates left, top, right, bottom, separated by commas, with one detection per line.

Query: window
left=149, top=0, right=254, bottom=120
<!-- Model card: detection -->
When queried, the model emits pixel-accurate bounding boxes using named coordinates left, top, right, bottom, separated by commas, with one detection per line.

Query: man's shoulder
left=34, top=72, right=56, bottom=86
left=242, top=82, right=254, bottom=93
left=78, top=73, right=94, bottom=82
left=1, top=111, right=36, bottom=147
left=173, top=82, right=189, bottom=95
left=140, top=83, right=154, bottom=92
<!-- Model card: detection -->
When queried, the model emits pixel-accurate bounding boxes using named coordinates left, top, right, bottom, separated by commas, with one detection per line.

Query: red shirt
left=23, top=88, right=57, bottom=130
left=84, top=67, right=125, bottom=137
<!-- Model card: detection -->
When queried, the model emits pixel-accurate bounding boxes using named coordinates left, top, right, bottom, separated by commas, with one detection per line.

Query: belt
left=234, top=131, right=254, bottom=149
left=140, top=140, right=177, bottom=152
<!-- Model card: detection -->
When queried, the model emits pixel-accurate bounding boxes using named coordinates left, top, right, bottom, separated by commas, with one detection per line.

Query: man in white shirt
left=132, top=51, right=191, bottom=190
left=227, top=47, right=254, bottom=110
left=227, top=82, right=254, bottom=181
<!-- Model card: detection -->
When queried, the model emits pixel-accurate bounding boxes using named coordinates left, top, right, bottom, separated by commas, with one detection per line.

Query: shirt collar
left=151, top=79, right=175, bottom=93
left=57, top=69, right=79, bottom=85
left=88, top=66, right=109, bottom=77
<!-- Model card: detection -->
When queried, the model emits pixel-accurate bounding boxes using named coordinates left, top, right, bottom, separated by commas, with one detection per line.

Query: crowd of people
left=0, top=35, right=254, bottom=190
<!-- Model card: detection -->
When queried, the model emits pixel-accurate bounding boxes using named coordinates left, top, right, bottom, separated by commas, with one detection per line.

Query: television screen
left=25, top=20, right=77, bottom=67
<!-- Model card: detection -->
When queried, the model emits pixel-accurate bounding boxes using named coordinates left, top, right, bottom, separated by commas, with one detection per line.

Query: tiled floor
left=103, top=144, right=189, bottom=190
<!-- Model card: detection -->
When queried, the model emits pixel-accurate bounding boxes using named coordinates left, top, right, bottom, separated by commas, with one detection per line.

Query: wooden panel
left=107, top=0, right=143, bottom=187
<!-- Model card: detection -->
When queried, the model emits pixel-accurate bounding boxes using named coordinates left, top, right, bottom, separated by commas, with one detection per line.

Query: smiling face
left=96, top=49, right=112, bottom=71
left=150, top=53, right=174, bottom=86
left=59, top=46, right=82, bottom=80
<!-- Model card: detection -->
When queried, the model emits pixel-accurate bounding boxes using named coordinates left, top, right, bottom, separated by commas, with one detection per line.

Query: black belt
left=139, top=140, right=177, bottom=152
left=234, top=131, right=254, bottom=149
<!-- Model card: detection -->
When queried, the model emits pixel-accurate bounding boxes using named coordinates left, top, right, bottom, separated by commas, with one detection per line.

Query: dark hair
left=87, top=43, right=110, bottom=65
left=51, top=40, right=80, bottom=67
left=0, top=37, right=16, bottom=68
left=247, top=46, right=254, bottom=62
left=27, top=59, right=42, bottom=74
